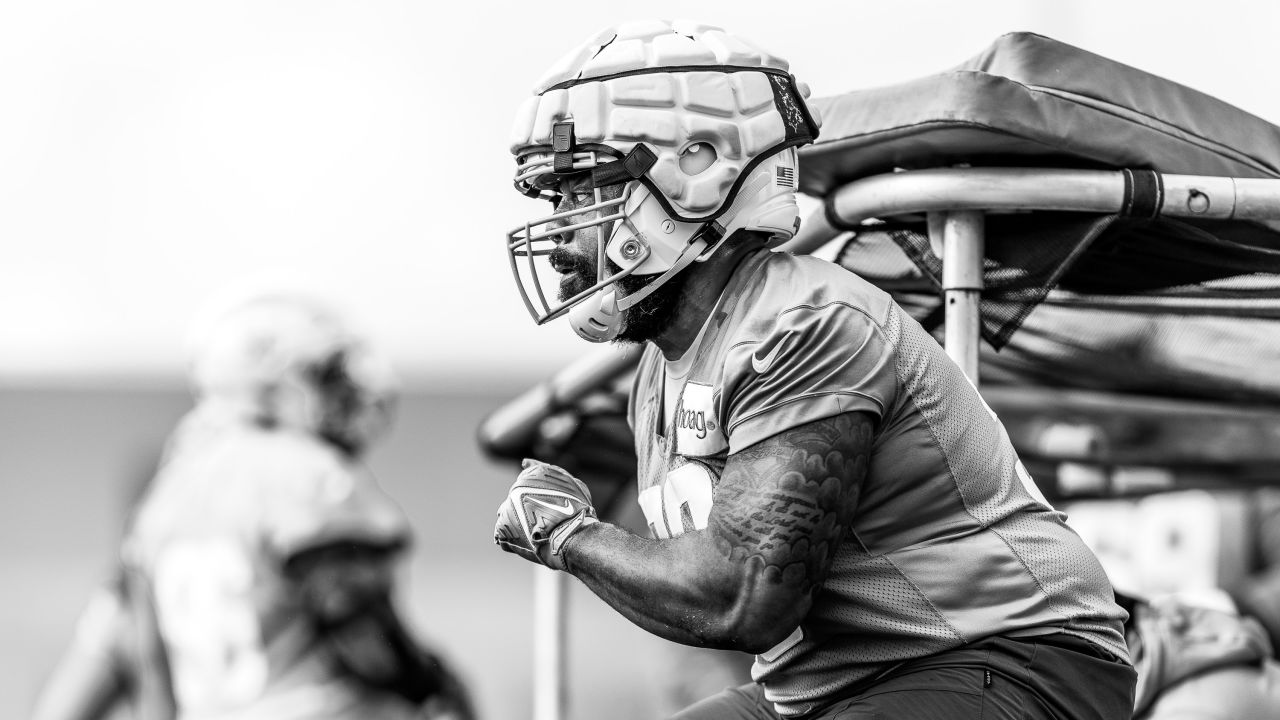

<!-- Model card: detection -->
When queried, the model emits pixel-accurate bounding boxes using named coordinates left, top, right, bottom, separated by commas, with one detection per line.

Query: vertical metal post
left=938, top=211, right=985, bottom=384
left=533, top=568, right=568, bottom=720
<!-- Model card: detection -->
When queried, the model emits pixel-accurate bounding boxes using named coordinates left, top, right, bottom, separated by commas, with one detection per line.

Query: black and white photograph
left=5, top=2, right=1280, bottom=719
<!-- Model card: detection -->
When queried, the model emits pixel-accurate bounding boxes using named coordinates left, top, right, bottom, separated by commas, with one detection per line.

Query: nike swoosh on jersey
left=751, top=331, right=792, bottom=374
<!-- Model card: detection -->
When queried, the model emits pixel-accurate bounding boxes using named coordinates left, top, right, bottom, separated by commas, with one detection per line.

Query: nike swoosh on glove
left=494, top=458, right=598, bottom=569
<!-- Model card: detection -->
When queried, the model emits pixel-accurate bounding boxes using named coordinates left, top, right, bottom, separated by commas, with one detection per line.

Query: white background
left=3, top=0, right=1279, bottom=391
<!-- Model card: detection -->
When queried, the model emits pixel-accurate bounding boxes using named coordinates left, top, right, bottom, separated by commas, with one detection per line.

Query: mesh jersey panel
left=629, top=250, right=1129, bottom=716
left=887, top=302, right=1034, bottom=526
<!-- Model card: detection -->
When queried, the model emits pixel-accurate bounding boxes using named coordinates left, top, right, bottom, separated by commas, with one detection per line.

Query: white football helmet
left=506, top=19, right=822, bottom=342
left=187, top=290, right=397, bottom=454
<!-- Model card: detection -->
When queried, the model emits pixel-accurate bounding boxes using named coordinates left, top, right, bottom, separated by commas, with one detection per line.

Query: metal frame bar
left=936, top=210, right=985, bottom=381
left=782, top=167, right=1280, bottom=256
left=534, top=569, right=568, bottom=720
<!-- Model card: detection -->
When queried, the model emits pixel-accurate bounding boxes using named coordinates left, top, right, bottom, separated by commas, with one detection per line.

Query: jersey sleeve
left=721, top=301, right=896, bottom=453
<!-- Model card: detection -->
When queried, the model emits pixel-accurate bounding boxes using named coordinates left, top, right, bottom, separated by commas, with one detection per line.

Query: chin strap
left=568, top=230, right=713, bottom=343
left=617, top=232, right=712, bottom=311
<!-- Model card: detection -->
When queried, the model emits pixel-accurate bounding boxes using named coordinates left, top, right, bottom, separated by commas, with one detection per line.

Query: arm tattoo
left=708, top=412, right=872, bottom=594
left=554, top=411, right=874, bottom=650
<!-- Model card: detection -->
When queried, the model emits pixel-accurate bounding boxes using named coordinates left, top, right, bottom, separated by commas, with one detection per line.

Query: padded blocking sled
left=801, top=31, right=1280, bottom=199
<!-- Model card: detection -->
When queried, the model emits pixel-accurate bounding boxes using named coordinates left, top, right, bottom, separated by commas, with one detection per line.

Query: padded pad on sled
left=799, top=32, right=1280, bottom=197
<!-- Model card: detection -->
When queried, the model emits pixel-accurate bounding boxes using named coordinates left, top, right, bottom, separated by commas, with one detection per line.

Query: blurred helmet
left=188, top=290, right=397, bottom=454
left=506, top=19, right=821, bottom=342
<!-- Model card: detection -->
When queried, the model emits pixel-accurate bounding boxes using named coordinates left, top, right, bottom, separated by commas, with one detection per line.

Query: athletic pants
left=670, top=634, right=1136, bottom=720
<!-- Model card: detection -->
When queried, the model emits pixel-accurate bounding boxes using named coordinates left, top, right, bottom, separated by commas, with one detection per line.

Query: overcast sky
left=4, top=0, right=1279, bottom=389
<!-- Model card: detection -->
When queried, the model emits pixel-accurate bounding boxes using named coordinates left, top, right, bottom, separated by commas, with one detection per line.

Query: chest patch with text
left=673, top=382, right=727, bottom=456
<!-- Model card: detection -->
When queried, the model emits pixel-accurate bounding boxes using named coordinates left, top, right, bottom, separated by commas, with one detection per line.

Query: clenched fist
left=494, top=459, right=597, bottom=570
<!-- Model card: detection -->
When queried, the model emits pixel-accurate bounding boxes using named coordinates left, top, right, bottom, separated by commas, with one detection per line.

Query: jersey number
left=637, top=461, right=716, bottom=539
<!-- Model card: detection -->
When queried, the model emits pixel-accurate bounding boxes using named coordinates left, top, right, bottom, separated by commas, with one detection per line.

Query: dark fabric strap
left=590, top=144, right=658, bottom=187
left=823, top=194, right=857, bottom=231
left=553, top=121, right=576, bottom=173
left=1122, top=168, right=1164, bottom=219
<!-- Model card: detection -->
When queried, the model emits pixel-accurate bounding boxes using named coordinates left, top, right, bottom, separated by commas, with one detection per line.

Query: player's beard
left=609, top=258, right=689, bottom=345
left=550, top=246, right=688, bottom=345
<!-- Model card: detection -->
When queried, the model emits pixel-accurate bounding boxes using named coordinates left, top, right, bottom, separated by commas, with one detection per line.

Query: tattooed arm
left=559, top=411, right=872, bottom=653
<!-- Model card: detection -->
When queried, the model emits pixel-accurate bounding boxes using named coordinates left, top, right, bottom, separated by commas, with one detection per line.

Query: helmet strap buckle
left=590, top=144, right=658, bottom=188
left=552, top=121, right=576, bottom=173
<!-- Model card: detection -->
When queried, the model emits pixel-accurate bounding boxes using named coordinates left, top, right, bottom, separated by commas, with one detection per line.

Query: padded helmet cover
left=508, top=19, right=821, bottom=222
left=188, top=289, right=398, bottom=453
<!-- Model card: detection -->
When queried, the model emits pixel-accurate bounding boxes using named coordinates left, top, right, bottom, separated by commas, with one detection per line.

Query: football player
left=494, top=20, right=1136, bottom=719
left=33, top=290, right=473, bottom=720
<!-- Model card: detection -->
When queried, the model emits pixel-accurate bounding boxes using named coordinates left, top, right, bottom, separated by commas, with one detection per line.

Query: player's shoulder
left=723, top=251, right=892, bottom=344
left=247, top=429, right=369, bottom=501
left=742, top=251, right=889, bottom=315
left=242, top=425, right=349, bottom=470
left=165, top=422, right=362, bottom=503
left=222, top=426, right=407, bottom=553
left=218, top=423, right=350, bottom=475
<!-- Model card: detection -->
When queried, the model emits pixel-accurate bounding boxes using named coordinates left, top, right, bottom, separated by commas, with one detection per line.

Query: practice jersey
left=628, top=249, right=1130, bottom=716
left=124, top=410, right=412, bottom=720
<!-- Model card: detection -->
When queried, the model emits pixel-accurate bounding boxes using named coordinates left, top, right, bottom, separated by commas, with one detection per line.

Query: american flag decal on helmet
left=776, top=165, right=796, bottom=188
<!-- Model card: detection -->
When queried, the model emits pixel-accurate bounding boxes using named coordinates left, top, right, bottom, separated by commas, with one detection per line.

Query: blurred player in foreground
left=33, top=289, right=473, bottom=720
left=493, top=20, right=1135, bottom=720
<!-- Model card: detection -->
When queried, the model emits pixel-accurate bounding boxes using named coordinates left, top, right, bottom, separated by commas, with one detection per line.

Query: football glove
left=494, top=459, right=597, bottom=570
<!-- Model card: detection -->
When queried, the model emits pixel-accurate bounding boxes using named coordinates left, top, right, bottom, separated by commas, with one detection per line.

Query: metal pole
left=938, top=210, right=985, bottom=384
left=533, top=568, right=568, bottom=720
left=785, top=167, right=1280, bottom=257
